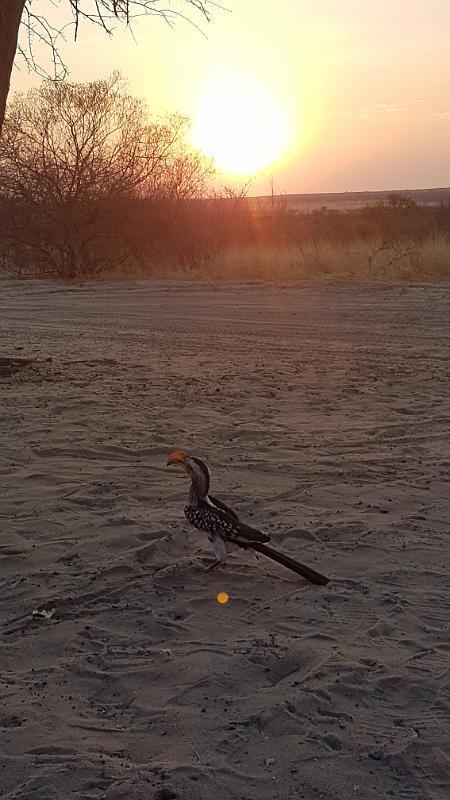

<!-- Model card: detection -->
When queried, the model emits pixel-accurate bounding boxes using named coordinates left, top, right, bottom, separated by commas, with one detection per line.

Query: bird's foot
left=205, top=559, right=221, bottom=572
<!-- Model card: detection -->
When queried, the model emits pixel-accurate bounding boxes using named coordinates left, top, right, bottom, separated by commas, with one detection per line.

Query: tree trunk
left=0, top=0, right=25, bottom=133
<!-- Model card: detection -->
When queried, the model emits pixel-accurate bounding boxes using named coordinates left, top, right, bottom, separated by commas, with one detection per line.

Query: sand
left=0, top=279, right=449, bottom=800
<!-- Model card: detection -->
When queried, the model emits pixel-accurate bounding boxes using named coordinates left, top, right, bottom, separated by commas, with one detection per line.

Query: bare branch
left=0, top=73, right=214, bottom=277
left=17, top=0, right=215, bottom=79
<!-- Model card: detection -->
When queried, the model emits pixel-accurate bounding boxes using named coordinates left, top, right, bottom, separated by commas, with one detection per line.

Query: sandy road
left=0, top=279, right=449, bottom=800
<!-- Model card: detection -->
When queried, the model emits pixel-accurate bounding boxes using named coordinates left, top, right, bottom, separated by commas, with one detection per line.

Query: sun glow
left=192, top=76, right=288, bottom=176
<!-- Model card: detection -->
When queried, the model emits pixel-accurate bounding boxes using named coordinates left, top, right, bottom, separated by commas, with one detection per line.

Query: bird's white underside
left=211, top=533, right=235, bottom=561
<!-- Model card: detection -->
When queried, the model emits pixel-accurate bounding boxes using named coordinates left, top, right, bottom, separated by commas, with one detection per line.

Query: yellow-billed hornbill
left=167, top=451, right=329, bottom=586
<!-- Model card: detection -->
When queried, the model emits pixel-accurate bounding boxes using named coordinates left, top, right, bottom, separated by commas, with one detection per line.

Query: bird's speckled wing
left=184, top=500, right=270, bottom=544
left=208, top=496, right=270, bottom=542
left=185, top=502, right=237, bottom=536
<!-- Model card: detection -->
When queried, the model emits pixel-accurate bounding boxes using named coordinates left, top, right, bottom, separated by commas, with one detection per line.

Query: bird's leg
left=204, top=536, right=227, bottom=571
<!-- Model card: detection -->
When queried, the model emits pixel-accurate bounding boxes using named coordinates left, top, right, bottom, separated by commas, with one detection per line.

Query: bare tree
left=0, top=73, right=214, bottom=277
left=1, top=73, right=182, bottom=202
left=0, top=0, right=213, bottom=132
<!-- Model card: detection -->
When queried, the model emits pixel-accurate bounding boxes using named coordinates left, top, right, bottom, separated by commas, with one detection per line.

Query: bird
left=167, top=450, right=329, bottom=586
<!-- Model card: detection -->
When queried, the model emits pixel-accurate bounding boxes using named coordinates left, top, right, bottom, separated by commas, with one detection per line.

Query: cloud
left=325, top=93, right=450, bottom=121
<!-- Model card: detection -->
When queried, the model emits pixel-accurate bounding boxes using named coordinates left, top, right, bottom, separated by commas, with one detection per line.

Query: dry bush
left=174, top=237, right=450, bottom=282
left=0, top=73, right=213, bottom=278
left=1, top=92, right=449, bottom=286
left=93, top=237, right=450, bottom=283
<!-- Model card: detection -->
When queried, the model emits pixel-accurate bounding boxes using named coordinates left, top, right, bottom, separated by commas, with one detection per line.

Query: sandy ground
left=0, top=279, right=449, bottom=800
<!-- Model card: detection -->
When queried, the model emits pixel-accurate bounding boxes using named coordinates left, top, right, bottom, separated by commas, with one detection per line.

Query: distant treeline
left=1, top=74, right=449, bottom=280
left=3, top=190, right=450, bottom=279
left=252, top=187, right=450, bottom=211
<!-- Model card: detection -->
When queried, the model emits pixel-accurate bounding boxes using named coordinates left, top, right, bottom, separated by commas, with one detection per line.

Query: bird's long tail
left=248, top=541, right=329, bottom=585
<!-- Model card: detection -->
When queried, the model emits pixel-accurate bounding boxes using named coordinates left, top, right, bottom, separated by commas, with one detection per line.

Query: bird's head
left=167, top=450, right=211, bottom=502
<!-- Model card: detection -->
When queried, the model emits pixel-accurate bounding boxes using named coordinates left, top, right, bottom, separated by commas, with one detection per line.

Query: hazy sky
left=10, top=0, right=450, bottom=194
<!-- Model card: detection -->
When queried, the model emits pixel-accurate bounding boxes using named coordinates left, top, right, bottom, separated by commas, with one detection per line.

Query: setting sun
left=192, top=76, right=288, bottom=176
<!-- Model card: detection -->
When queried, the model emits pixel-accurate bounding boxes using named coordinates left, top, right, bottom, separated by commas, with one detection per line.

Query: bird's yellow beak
left=167, top=450, right=189, bottom=472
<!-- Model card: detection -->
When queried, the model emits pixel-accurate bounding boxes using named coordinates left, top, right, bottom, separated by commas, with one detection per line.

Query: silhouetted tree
left=0, top=1, right=212, bottom=132
left=0, top=73, right=213, bottom=277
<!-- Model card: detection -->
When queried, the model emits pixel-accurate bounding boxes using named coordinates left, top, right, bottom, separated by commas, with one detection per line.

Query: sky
left=10, top=0, right=450, bottom=195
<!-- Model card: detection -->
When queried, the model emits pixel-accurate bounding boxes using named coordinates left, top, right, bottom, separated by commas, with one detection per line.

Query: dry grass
left=3, top=237, right=450, bottom=283
left=199, top=237, right=450, bottom=281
